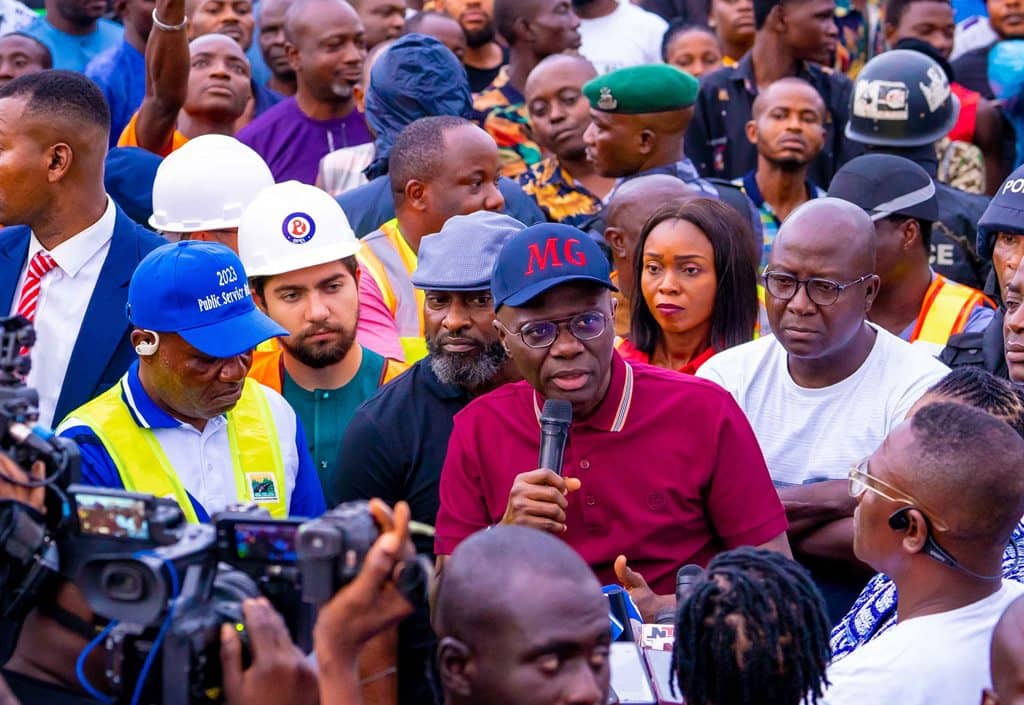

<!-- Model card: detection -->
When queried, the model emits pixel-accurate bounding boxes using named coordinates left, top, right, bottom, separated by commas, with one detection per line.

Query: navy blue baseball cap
left=979, top=164, right=1024, bottom=259
left=491, top=223, right=616, bottom=312
left=127, top=241, right=287, bottom=357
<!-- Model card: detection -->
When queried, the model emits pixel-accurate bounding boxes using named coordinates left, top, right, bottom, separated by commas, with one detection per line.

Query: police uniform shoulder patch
left=282, top=212, right=316, bottom=244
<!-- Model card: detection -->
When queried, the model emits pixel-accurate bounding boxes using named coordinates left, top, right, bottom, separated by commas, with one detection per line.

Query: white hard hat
left=148, top=134, right=275, bottom=232
left=237, top=180, right=361, bottom=278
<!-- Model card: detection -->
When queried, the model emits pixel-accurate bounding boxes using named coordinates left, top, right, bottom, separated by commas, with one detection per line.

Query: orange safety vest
left=248, top=342, right=406, bottom=393
left=909, top=273, right=996, bottom=345
left=356, top=218, right=428, bottom=362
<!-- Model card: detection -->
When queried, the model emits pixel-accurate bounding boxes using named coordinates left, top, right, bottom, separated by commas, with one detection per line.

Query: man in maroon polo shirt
left=434, top=222, right=791, bottom=596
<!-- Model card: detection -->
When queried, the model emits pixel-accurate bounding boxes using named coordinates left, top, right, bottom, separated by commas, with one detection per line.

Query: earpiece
left=888, top=508, right=910, bottom=531
left=135, top=331, right=161, bottom=356
left=888, top=506, right=1002, bottom=579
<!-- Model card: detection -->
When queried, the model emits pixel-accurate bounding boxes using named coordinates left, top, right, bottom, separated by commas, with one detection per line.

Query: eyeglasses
left=848, top=459, right=949, bottom=532
left=762, top=271, right=874, bottom=307
left=497, top=311, right=607, bottom=349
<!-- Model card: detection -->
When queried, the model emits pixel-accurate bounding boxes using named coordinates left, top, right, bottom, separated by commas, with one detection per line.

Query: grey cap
left=411, top=211, right=526, bottom=291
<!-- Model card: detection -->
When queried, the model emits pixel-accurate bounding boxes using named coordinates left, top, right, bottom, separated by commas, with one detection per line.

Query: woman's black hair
left=628, top=197, right=759, bottom=358
left=671, top=547, right=832, bottom=705
left=661, top=19, right=721, bottom=62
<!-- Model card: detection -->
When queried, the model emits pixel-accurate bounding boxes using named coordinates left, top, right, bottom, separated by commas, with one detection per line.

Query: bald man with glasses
left=434, top=223, right=791, bottom=621
left=698, top=197, right=949, bottom=620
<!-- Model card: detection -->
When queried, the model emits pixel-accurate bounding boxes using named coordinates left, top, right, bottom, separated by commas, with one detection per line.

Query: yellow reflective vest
left=356, top=218, right=428, bottom=363
left=67, top=377, right=288, bottom=522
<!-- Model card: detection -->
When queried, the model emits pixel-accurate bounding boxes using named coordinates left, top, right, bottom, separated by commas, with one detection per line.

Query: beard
left=464, top=23, right=497, bottom=49
left=427, top=336, right=508, bottom=389
left=281, top=324, right=357, bottom=369
left=766, top=154, right=808, bottom=172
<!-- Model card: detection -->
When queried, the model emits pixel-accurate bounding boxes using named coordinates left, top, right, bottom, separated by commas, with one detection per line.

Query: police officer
left=828, top=153, right=995, bottom=355
left=148, top=134, right=275, bottom=253
left=58, top=241, right=327, bottom=521
left=845, top=49, right=992, bottom=289
left=941, top=164, right=1024, bottom=376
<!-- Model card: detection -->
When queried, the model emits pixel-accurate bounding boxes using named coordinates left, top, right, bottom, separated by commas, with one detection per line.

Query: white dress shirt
left=10, top=197, right=116, bottom=428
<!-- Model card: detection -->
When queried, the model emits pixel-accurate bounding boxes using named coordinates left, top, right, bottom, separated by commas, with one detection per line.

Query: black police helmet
left=846, top=49, right=960, bottom=148
left=978, top=164, right=1024, bottom=259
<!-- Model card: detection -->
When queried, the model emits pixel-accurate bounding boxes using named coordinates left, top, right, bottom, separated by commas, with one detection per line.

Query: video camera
left=0, top=316, right=80, bottom=622
left=67, top=491, right=424, bottom=705
left=0, top=318, right=430, bottom=703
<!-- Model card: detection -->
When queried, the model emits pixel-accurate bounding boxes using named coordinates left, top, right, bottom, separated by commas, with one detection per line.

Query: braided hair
left=925, top=367, right=1024, bottom=438
left=671, top=547, right=831, bottom=705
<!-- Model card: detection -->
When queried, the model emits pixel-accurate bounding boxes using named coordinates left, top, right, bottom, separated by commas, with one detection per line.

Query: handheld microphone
left=675, top=564, right=704, bottom=603
left=538, top=399, right=572, bottom=476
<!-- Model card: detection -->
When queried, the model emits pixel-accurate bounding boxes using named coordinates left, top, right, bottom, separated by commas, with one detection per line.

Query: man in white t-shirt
left=572, top=0, right=668, bottom=73
left=820, top=401, right=1024, bottom=705
left=698, top=198, right=948, bottom=615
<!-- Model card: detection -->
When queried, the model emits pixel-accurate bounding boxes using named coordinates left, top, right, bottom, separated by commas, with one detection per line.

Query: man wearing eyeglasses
left=819, top=402, right=1024, bottom=705
left=698, top=197, right=949, bottom=619
left=434, top=222, right=791, bottom=597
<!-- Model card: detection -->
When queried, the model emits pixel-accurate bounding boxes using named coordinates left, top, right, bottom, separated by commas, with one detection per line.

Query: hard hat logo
left=282, top=213, right=317, bottom=244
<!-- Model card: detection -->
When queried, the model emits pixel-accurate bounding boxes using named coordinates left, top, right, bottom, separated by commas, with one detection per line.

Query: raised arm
left=133, top=0, right=189, bottom=154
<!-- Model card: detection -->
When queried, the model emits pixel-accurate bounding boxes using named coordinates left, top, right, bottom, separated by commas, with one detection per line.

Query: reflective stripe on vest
left=70, top=377, right=289, bottom=522
left=359, top=219, right=427, bottom=362
left=911, top=274, right=994, bottom=345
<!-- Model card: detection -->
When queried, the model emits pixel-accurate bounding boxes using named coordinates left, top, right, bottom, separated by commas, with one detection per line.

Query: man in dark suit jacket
left=0, top=70, right=164, bottom=428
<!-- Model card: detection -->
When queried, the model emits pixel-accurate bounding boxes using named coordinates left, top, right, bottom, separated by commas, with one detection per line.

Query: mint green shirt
left=281, top=347, right=386, bottom=498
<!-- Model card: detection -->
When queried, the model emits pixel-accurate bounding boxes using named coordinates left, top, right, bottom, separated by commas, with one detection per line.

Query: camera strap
left=38, top=602, right=106, bottom=641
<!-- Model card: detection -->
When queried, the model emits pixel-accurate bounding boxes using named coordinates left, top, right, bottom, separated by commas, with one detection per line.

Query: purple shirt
left=236, top=97, right=372, bottom=185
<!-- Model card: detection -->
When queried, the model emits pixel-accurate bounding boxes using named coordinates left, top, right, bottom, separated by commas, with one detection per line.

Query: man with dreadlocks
left=819, top=401, right=1024, bottom=705
left=672, top=547, right=832, bottom=705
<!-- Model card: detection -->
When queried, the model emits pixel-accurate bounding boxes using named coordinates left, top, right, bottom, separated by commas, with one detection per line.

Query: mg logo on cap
left=282, top=212, right=316, bottom=244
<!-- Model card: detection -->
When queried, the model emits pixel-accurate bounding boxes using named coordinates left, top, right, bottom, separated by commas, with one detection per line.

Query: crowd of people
left=1, top=0, right=1024, bottom=703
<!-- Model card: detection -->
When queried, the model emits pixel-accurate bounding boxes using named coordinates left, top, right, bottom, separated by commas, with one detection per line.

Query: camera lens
left=101, top=564, right=146, bottom=602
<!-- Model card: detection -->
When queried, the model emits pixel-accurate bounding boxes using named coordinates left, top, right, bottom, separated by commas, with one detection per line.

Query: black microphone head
left=541, top=398, right=573, bottom=425
left=675, top=564, right=704, bottom=603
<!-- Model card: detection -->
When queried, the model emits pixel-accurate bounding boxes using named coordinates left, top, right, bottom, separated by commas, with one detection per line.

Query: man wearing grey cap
left=828, top=154, right=995, bottom=355
left=334, top=210, right=525, bottom=534
left=333, top=211, right=524, bottom=705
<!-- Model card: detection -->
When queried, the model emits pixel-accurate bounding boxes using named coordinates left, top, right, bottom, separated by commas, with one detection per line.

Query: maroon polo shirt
left=435, top=352, right=788, bottom=594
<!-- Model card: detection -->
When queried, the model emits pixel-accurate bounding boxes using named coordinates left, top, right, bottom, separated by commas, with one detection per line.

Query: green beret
left=583, top=64, right=699, bottom=114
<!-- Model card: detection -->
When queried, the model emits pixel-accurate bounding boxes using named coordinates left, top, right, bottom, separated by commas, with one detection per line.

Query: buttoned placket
left=186, top=415, right=229, bottom=511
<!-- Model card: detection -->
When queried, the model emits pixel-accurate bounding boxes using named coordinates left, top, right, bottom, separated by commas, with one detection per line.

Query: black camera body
left=295, top=500, right=379, bottom=606
left=0, top=317, right=80, bottom=625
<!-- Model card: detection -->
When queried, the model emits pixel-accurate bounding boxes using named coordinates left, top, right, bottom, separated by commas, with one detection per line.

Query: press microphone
left=675, top=564, right=704, bottom=603
left=653, top=564, right=704, bottom=625
left=538, top=399, right=572, bottom=476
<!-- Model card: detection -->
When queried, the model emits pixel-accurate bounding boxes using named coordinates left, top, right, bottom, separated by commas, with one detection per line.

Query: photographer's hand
left=221, top=598, right=319, bottom=705
left=0, top=452, right=45, bottom=512
left=314, top=500, right=417, bottom=705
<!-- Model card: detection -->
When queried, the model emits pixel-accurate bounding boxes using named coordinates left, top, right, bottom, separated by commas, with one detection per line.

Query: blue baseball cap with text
left=491, top=223, right=616, bottom=311
left=127, top=241, right=287, bottom=358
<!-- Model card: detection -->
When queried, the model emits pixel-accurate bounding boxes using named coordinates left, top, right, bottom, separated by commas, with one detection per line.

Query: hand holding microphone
left=501, top=400, right=579, bottom=535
